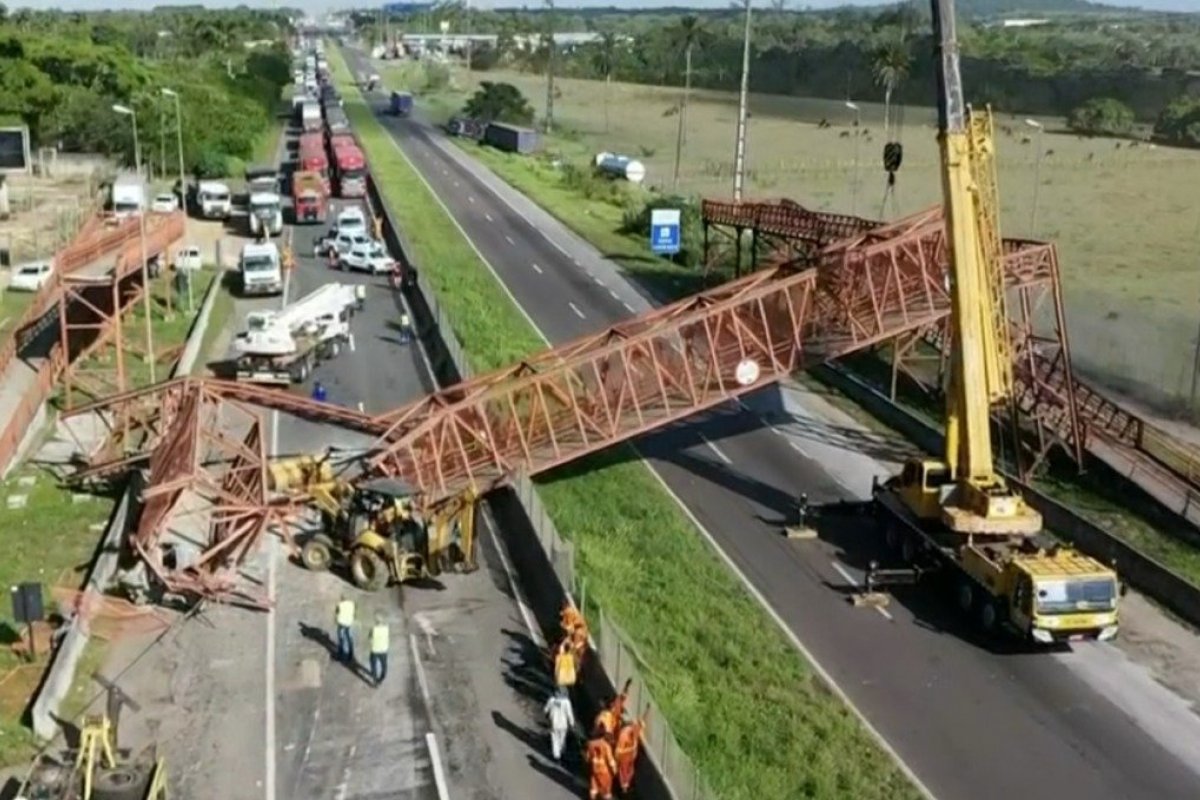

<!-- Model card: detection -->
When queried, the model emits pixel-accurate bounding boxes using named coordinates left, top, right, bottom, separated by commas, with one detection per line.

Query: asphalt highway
left=345, top=47, right=1200, bottom=800
left=262, top=130, right=590, bottom=799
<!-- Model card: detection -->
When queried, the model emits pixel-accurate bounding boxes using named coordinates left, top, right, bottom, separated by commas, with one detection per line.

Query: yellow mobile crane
left=870, top=0, right=1120, bottom=644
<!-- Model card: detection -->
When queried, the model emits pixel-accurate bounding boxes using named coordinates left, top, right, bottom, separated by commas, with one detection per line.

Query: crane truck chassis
left=869, top=472, right=1120, bottom=644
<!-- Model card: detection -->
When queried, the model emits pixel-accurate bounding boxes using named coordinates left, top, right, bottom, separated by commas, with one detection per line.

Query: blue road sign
left=650, top=208, right=681, bottom=255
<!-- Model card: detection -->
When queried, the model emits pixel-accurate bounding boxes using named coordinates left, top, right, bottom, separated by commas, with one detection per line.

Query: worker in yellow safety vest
left=334, top=596, right=356, bottom=663
left=282, top=244, right=295, bottom=273
left=553, top=639, right=577, bottom=689
left=369, top=614, right=390, bottom=688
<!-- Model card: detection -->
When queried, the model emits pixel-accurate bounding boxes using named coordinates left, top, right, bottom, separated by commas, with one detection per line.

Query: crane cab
left=892, top=457, right=1042, bottom=536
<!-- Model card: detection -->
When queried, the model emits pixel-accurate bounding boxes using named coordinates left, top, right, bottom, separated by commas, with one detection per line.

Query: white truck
left=239, top=241, right=283, bottom=297
left=111, top=172, right=146, bottom=219
left=248, top=192, right=284, bottom=238
left=302, top=101, right=322, bottom=132
left=231, top=283, right=363, bottom=384
left=197, top=181, right=232, bottom=220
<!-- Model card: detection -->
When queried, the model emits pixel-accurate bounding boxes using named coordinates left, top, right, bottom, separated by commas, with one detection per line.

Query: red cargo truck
left=333, top=146, right=367, bottom=198
left=292, top=170, right=328, bottom=224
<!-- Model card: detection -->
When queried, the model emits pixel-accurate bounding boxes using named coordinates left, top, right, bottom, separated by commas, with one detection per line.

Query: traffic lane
left=401, top=528, right=593, bottom=800
left=648, top=409, right=1200, bottom=800
left=364, top=90, right=1200, bottom=796
left=374, top=115, right=630, bottom=342
left=280, top=216, right=588, bottom=800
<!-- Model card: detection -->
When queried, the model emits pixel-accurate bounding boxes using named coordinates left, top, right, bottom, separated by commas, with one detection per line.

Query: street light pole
left=113, top=103, right=156, bottom=384
left=845, top=100, right=861, bottom=217
left=731, top=0, right=753, bottom=203
left=1024, top=117, right=1044, bottom=237
left=164, top=87, right=188, bottom=311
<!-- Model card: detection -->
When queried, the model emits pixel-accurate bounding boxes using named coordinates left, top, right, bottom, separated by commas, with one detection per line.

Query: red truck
left=333, top=145, right=367, bottom=198
left=292, top=170, right=328, bottom=224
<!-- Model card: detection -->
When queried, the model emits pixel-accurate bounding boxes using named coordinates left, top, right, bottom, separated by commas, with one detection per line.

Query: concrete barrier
left=366, top=171, right=682, bottom=800
left=814, top=362, right=1200, bottom=631
left=174, top=270, right=222, bottom=377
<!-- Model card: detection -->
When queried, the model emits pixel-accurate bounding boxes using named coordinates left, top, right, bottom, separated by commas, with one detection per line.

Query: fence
left=363, top=173, right=717, bottom=800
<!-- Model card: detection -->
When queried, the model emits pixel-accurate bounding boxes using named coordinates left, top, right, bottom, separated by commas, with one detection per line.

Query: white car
left=340, top=242, right=395, bottom=275
left=151, top=193, right=179, bottom=213
left=174, top=245, right=203, bottom=271
left=335, top=207, right=367, bottom=236
left=317, top=230, right=373, bottom=259
left=8, top=261, right=54, bottom=292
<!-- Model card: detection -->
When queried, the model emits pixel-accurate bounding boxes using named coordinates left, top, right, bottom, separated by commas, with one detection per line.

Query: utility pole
left=543, top=0, right=556, bottom=133
left=465, top=0, right=473, bottom=72
left=1024, top=118, right=1044, bottom=237
left=846, top=100, right=861, bottom=216
left=731, top=0, right=753, bottom=202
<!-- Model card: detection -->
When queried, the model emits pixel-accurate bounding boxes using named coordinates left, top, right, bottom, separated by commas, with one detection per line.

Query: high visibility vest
left=400, top=313, right=411, bottom=328
left=615, top=723, right=641, bottom=756
left=554, top=649, right=577, bottom=687
left=595, top=709, right=617, bottom=736
left=370, top=624, right=390, bottom=654
left=336, top=600, right=355, bottom=627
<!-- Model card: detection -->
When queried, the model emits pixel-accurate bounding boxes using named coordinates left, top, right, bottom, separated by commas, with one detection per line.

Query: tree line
left=0, top=5, right=295, bottom=177
left=359, top=2, right=1200, bottom=146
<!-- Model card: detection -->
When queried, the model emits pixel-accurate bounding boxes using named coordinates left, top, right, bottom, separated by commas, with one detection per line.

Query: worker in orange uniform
left=281, top=243, right=295, bottom=274
left=553, top=639, right=577, bottom=689
left=615, top=708, right=650, bottom=794
left=585, top=734, right=618, bottom=800
left=593, top=678, right=632, bottom=743
left=560, top=602, right=585, bottom=637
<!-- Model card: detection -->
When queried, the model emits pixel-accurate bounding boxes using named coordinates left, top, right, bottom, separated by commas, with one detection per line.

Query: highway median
left=332, top=46, right=923, bottom=800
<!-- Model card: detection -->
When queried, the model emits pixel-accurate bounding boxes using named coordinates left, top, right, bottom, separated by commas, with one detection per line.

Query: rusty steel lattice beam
left=700, top=198, right=882, bottom=274
left=63, top=376, right=383, bottom=482
left=59, top=211, right=187, bottom=409
left=130, top=381, right=278, bottom=606
left=367, top=215, right=955, bottom=505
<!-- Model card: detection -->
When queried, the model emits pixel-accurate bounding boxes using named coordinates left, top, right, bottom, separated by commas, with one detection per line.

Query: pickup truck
left=174, top=245, right=203, bottom=271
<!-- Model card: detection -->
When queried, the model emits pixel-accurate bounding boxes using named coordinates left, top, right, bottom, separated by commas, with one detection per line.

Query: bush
left=1155, top=96, right=1200, bottom=147
left=1067, top=97, right=1135, bottom=137
left=463, top=81, right=535, bottom=126
left=559, top=161, right=625, bottom=203
left=423, top=61, right=451, bottom=92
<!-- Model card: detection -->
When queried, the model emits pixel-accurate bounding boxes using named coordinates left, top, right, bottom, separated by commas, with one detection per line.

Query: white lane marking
left=622, top=302, right=635, bottom=313
left=468, top=196, right=476, bottom=204
left=348, top=333, right=356, bottom=352
left=789, top=439, right=810, bottom=457
left=375, top=110, right=933, bottom=800
left=531, top=263, right=543, bottom=275
left=409, top=634, right=434, bottom=710
left=831, top=561, right=893, bottom=620
left=699, top=433, right=733, bottom=465
left=453, top=180, right=460, bottom=187
left=485, top=212, right=493, bottom=222
left=482, top=507, right=543, bottom=644
left=357, top=401, right=365, bottom=413
left=568, top=302, right=586, bottom=319
left=504, top=235, right=515, bottom=245
left=426, top=733, right=451, bottom=800
left=591, top=275, right=604, bottom=286
left=609, top=290, right=620, bottom=301
left=265, top=266, right=291, bottom=800
left=441, top=168, right=448, bottom=175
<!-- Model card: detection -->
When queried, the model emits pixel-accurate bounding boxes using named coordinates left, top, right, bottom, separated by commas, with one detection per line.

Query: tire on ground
left=92, top=764, right=151, bottom=800
left=301, top=534, right=335, bottom=571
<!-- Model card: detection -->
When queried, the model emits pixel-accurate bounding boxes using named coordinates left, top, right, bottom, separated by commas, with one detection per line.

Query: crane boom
left=917, top=0, right=1040, bottom=534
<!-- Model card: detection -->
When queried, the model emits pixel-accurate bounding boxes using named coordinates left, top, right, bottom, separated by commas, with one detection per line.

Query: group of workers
left=546, top=602, right=649, bottom=799
left=332, top=595, right=391, bottom=687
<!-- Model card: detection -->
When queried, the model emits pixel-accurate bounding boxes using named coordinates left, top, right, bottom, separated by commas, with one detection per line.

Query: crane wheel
left=301, top=535, right=335, bottom=572
left=957, top=582, right=974, bottom=613
left=979, top=601, right=998, bottom=632
left=350, top=547, right=389, bottom=591
left=92, top=764, right=151, bottom=800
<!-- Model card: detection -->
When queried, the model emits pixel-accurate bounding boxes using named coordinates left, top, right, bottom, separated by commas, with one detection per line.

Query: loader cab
left=895, top=458, right=953, bottom=521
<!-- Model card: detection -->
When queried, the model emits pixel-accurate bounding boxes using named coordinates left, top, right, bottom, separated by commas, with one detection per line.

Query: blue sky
left=7, top=0, right=1199, bottom=12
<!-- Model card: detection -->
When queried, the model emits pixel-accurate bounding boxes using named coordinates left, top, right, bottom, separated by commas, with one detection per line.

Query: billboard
left=0, top=126, right=30, bottom=173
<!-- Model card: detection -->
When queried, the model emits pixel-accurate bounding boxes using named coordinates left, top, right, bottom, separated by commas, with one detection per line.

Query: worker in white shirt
left=369, top=613, right=390, bottom=687
left=544, top=687, right=575, bottom=762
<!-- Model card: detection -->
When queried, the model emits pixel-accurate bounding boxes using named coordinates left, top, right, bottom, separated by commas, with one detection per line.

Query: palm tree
left=671, top=15, right=707, bottom=190
left=872, top=35, right=911, bottom=138
left=593, top=31, right=618, bottom=133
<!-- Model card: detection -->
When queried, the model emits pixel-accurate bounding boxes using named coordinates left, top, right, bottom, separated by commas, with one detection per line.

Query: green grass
left=336, top=46, right=921, bottom=800
left=193, top=271, right=236, bottom=374
left=0, top=267, right=218, bottom=767
left=0, top=465, right=117, bottom=767
left=0, top=289, right=34, bottom=335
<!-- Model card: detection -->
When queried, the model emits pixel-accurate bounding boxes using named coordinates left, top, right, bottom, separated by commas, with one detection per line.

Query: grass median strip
left=334, top=47, right=921, bottom=800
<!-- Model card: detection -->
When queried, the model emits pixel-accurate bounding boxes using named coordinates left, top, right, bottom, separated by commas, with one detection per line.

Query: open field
left=336, top=49, right=922, bottom=800
left=382, top=62, right=1200, bottom=418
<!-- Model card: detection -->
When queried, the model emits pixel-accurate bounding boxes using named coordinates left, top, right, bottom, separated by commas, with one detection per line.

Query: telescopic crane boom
left=894, top=0, right=1040, bottom=536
